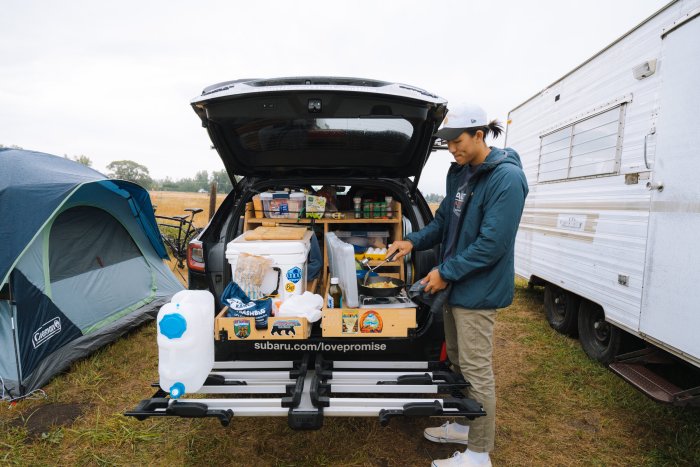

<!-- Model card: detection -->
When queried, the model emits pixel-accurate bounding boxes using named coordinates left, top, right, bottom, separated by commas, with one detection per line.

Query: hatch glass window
left=234, top=118, right=414, bottom=154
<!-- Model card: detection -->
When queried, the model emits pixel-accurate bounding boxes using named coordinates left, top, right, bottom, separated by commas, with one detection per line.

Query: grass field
left=150, top=191, right=227, bottom=229
left=1, top=282, right=699, bottom=466
left=2, top=193, right=699, bottom=465
left=149, top=191, right=226, bottom=282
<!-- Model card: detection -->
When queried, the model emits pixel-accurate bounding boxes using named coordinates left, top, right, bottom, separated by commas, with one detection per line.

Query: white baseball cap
left=434, top=103, right=488, bottom=141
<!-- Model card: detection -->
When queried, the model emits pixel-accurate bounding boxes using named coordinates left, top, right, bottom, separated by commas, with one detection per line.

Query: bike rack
left=125, top=353, right=486, bottom=429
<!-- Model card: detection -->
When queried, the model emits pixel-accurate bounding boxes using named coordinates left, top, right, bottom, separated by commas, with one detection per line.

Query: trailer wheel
left=544, top=284, right=579, bottom=337
left=577, top=300, right=623, bottom=365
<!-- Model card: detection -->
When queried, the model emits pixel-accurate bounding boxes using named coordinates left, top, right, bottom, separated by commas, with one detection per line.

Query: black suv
left=128, top=77, right=487, bottom=429
left=187, top=77, right=448, bottom=362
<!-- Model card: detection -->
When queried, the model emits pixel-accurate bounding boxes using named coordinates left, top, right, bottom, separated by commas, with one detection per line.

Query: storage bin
left=334, top=230, right=390, bottom=248
left=260, top=192, right=305, bottom=218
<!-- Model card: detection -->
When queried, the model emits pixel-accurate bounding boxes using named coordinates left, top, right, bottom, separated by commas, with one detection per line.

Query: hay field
left=150, top=191, right=227, bottom=228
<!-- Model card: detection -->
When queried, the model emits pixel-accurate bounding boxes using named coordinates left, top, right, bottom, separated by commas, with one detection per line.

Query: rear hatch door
left=191, top=77, right=447, bottom=182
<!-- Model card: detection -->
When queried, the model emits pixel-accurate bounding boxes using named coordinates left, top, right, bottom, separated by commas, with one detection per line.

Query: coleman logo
left=32, top=318, right=62, bottom=349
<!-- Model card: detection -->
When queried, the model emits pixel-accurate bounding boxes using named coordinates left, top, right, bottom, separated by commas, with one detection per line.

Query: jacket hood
left=447, top=147, right=523, bottom=177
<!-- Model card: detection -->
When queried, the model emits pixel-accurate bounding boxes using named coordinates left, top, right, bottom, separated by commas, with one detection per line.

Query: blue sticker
left=286, top=266, right=303, bottom=283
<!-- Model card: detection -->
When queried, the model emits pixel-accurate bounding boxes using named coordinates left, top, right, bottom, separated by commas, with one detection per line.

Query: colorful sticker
left=360, top=310, right=383, bottom=333
left=233, top=319, right=251, bottom=339
left=285, top=282, right=296, bottom=293
left=286, top=266, right=303, bottom=283
left=271, top=319, right=301, bottom=336
left=342, top=311, right=359, bottom=334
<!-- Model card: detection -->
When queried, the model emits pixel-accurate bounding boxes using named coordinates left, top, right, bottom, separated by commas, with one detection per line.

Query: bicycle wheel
left=184, top=227, right=204, bottom=246
left=159, top=233, right=178, bottom=258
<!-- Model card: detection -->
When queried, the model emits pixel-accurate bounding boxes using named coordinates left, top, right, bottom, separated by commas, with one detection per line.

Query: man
left=388, top=103, right=528, bottom=467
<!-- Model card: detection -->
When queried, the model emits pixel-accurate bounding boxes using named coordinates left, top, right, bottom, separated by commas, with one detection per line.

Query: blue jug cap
left=159, top=313, right=187, bottom=339
left=169, top=382, right=186, bottom=399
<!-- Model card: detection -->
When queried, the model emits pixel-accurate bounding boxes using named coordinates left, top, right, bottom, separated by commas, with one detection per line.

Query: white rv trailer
left=505, top=0, right=700, bottom=405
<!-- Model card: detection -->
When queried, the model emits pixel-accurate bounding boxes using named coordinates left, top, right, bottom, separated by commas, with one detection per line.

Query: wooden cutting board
left=244, top=226, right=308, bottom=241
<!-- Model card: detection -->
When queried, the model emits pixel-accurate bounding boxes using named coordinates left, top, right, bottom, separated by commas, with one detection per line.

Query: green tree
left=194, top=170, right=209, bottom=189
left=73, top=155, right=92, bottom=167
left=424, top=193, right=445, bottom=203
left=107, top=160, right=154, bottom=189
left=211, top=169, right=233, bottom=193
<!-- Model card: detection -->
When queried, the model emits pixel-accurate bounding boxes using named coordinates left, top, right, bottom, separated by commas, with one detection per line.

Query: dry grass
left=2, top=194, right=698, bottom=465
left=149, top=191, right=227, bottom=284
left=1, top=282, right=699, bottom=466
left=150, top=191, right=227, bottom=229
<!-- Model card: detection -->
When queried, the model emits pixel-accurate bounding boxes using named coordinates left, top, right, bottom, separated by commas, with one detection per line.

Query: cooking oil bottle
left=327, top=277, right=344, bottom=308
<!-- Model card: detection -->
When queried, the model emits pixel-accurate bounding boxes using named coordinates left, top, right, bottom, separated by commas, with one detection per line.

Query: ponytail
left=465, top=119, right=504, bottom=141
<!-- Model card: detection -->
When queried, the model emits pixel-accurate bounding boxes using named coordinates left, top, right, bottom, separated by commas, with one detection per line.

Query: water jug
left=157, top=290, right=215, bottom=398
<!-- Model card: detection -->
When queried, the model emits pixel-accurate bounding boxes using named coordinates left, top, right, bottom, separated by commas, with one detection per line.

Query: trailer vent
left=633, top=59, right=657, bottom=80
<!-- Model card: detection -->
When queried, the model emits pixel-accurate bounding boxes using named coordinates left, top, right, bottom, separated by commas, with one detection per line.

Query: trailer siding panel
left=508, top=1, right=690, bottom=336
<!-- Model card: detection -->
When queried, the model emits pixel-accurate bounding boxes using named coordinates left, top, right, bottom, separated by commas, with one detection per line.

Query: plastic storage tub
left=334, top=230, right=390, bottom=248
left=260, top=192, right=305, bottom=218
left=225, top=231, right=313, bottom=300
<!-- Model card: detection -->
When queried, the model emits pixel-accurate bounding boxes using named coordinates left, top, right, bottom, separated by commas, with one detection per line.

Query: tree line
left=105, top=160, right=233, bottom=193
left=2, top=144, right=233, bottom=193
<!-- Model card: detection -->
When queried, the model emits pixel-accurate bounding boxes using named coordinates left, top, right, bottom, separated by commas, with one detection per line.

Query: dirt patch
left=11, top=402, right=89, bottom=438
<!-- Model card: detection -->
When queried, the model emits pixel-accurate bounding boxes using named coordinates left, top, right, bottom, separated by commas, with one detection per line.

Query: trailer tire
left=578, top=300, right=623, bottom=365
left=544, top=284, right=579, bottom=337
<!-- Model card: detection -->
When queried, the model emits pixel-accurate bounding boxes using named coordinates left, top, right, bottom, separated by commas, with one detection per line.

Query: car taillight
left=187, top=240, right=205, bottom=272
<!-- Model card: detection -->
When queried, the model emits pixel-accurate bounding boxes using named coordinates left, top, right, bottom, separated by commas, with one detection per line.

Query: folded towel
left=278, top=292, right=324, bottom=322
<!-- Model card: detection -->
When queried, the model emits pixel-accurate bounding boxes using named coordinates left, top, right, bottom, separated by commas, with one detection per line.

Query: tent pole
left=8, top=275, right=24, bottom=397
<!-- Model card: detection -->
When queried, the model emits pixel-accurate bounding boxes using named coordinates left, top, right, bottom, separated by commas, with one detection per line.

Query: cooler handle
left=270, top=267, right=282, bottom=296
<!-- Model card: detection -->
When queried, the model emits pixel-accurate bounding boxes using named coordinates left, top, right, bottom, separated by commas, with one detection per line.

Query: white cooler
left=225, top=231, right=313, bottom=300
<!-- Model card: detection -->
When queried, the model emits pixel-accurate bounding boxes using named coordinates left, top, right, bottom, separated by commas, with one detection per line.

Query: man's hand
left=387, top=240, right=413, bottom=260
left=421, top=269, right=448, bottom=294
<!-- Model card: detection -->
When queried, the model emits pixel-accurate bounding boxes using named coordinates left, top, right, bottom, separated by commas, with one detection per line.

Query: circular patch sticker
left=286, top=266, right=303, bottom=284
left=285, top=282, right=296, bottom=293
left=360, top=310, right=383, bottom=333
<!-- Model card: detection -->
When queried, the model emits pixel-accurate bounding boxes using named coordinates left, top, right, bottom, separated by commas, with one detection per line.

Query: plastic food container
left=260, top=192, right=306, bottom=218
left=334, top=230, right=390, bottom=248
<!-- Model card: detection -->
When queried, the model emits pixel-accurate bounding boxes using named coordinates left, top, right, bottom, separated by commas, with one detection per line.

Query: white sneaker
left=431, top=450, right=493, bottom=467
left=424, top=422, right=469, bottom=445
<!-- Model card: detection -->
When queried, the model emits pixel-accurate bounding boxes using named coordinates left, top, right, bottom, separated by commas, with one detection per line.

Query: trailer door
left=640, top=11, right=700, bottom=364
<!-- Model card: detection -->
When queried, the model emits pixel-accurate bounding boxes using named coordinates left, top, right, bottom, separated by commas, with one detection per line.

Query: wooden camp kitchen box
left=215, top=307, right=311, bottom=341
left=320, top=283, right=417, bottom=337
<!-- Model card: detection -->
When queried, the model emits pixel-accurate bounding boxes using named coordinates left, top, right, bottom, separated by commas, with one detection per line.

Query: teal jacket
left=406, top=147, right=528, bottom=309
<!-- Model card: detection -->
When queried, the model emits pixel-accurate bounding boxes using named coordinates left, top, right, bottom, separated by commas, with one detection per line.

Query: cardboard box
left=321, top=307, right=416, bottom=337
left=215, top=307, right=311, bottom=341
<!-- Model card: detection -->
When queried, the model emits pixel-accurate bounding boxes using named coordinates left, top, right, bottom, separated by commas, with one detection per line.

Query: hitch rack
left=125, top=353, right=486, bottom=429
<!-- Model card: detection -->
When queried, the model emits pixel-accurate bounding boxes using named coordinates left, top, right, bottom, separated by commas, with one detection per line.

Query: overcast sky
left=1, top=0, right=668, bottom=195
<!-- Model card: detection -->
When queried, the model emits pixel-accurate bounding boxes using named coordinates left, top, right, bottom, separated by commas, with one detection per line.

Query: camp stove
left=359, top=291, right=417, bottom=308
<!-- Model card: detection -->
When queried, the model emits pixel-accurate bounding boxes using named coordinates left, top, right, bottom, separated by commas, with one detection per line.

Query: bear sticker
left=270, top=320, right=301, bottom=336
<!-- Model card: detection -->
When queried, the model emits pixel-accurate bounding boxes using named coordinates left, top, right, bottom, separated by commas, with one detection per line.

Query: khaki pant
left=443, top=305, right=496, bottom=453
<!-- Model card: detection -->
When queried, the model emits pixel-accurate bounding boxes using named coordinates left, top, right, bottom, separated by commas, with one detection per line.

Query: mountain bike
left=155, top=208, right=204, bottom=274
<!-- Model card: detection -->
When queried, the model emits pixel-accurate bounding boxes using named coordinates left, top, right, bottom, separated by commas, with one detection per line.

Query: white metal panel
left=639, top=13, right=700, bottom=365
left=515, top=177, right=650, bottom=331
left=510, top=0, right=700, bottom=365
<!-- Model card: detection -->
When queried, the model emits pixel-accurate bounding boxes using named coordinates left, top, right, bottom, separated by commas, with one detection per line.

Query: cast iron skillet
left=357, top=274, right=405, bottom=298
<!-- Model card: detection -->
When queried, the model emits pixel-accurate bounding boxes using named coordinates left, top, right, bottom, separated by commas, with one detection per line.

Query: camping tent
left=0, top=148, right=183, bottom=397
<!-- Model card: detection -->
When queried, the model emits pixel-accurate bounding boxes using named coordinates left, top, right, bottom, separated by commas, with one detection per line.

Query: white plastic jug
left=157, top=290, right=215, bottom=398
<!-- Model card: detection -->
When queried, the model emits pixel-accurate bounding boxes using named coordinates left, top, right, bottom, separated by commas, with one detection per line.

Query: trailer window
left=538, top=105, right=625, bottom=182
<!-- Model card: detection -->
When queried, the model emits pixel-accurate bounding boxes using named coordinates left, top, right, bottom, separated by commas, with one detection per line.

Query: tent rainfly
left=0, top=148, right=183, bottom=397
